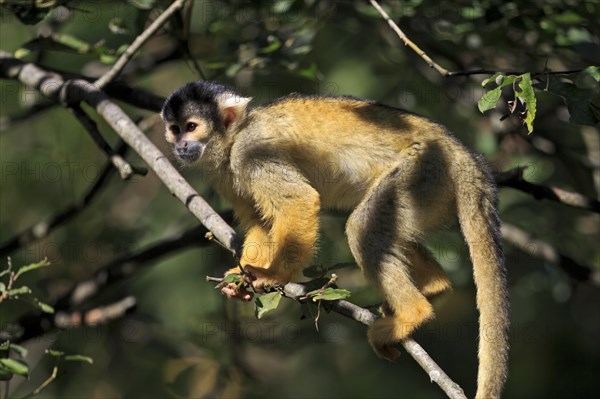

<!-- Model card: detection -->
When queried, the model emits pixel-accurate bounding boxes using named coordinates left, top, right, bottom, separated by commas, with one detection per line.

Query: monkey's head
left=161, top=81, right=252, bottom=164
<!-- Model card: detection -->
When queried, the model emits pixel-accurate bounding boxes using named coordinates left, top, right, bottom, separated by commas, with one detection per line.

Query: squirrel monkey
left=161, top=81, right=509, bottom=399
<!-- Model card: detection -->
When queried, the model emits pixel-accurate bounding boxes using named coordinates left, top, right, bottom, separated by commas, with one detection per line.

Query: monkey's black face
left=162, top=80, right=251, bottom=165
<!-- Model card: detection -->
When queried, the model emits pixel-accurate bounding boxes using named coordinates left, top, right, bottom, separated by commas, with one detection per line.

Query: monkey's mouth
left=175, top=141, right=205, bottom=162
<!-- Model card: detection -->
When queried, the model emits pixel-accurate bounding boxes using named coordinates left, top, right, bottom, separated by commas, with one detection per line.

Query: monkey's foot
left=368, top=301, right=433, bottom=361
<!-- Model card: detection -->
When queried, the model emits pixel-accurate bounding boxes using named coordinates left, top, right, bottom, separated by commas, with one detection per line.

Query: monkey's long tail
left=450, top=146, right=509, bottom=399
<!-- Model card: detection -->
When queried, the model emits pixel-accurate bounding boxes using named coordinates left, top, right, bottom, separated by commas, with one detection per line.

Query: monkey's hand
left=222, top=265, right=291, bottom=300
left=221, top=267, right=255, bottom=301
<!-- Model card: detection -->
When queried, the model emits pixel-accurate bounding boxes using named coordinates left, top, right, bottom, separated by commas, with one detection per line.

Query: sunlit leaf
left=309, top=288, right=351, bottom=302
left=7, top=286, right=32, bottom=297
left=0, top=358, right=29, bottom=377
left=255, top=292, right=282, bottom=319
left=34, top=299, right=55, bottom=314
left=222, top=274, right=242, bottom=284
left=14, top=258, right=50, bottom=280
left=45, top=349, right=64, bottom=357
left=64, top=354, right=93, bottom=364
left=481, top=73, right=503, bottom=87
left=478, top=87, right=502, bottom=113
left=9, top=343, right=28, bottom=358
left=516, top=73, right=536, bottom=133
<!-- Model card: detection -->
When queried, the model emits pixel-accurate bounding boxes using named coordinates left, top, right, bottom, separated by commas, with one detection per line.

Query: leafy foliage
left=0, top=259, right=92, bottom=394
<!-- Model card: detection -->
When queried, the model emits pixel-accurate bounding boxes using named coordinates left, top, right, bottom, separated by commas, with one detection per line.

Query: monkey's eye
left=186, top=122, right=197, bottom=132
left=171, top=125, right=180, bottom=135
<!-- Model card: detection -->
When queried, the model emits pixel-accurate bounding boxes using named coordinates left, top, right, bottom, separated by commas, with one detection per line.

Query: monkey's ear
left=216, top=93, right=252, bottom=131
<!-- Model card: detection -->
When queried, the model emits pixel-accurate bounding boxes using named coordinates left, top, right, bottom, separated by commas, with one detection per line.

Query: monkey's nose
left=175, top=140, right=203, bottom=161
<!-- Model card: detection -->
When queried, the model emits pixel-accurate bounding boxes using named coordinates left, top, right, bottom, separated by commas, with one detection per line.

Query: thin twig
left=368, top=0, right=583, bottom=78
left=94, top=0, right=187, bottom=89
left=31, top=365, right=58, bottom=396
left=368, top=0, right=449, bottom=76
left=69, top=104, right=147, bottom=179
left=494, top=168, right=600, bottom=213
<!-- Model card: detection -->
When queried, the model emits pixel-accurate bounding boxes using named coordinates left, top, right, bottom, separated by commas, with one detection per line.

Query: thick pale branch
left=0, top=50, right=240, bottom=254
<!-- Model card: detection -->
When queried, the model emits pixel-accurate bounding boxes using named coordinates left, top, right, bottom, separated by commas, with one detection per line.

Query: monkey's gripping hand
left=222, top=265, right=291, bottom=301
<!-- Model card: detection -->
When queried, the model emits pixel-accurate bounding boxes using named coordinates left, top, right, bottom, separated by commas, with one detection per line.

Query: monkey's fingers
left=221, top=283, right=254, bottom=301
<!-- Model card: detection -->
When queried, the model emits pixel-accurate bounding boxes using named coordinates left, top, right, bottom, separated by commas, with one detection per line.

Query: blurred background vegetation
left=0, top=0, right=598, bottom=398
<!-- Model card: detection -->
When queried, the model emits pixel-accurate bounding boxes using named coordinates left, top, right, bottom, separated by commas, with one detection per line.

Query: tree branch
left=494, top=168, right=600, bottom=213
left=53, top=296, right=137, bottom=329
left=368, top=0, right=449, bottom=76
left=0, top=50, right=241, bottom=255
left=3, top=48, right=595, bottom=399
left=94, top=0, right=188, bottom=89
left=282, top=282, right=467, bottom=399
left=501, top=223, right=600, bottom=286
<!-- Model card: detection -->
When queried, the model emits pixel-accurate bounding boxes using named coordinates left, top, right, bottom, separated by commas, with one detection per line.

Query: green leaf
left=46, top=349, right=64, bottom=357
left=14, top=258, right=50, bottom=280
left=516, top=73, right=537, bottom=133
left=64, top=355, right=93, bottom=364
left=0, top=358, right=29, bottom=377
left=222, top=274, right=242, bottom=284
left=7, top=286, right=32, bottom=297
left=481, top=73, right=503, bottom=87
left=478, top=87, right=502, bottom=113
left=260, top=36, right=282, bottom=54
left=35, top=299, right=55, bottom=314
left=309, top=288, right=351, bottom=302
left=547, top=81, right=598, bottom=126
left=0, top=281, right=5, bottom=292
left=9, top=344, right=28, bottom=358
left=254, top=292, right=282, bottom=319
left=0, top=341, right=9, bottom=351
left=582, top=66, right=600, bottom=82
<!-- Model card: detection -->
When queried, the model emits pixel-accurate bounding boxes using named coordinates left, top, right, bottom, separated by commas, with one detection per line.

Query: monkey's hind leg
left=346, top=174, right=435, bottom=360
left=408, top=244, right=452, bottom=298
